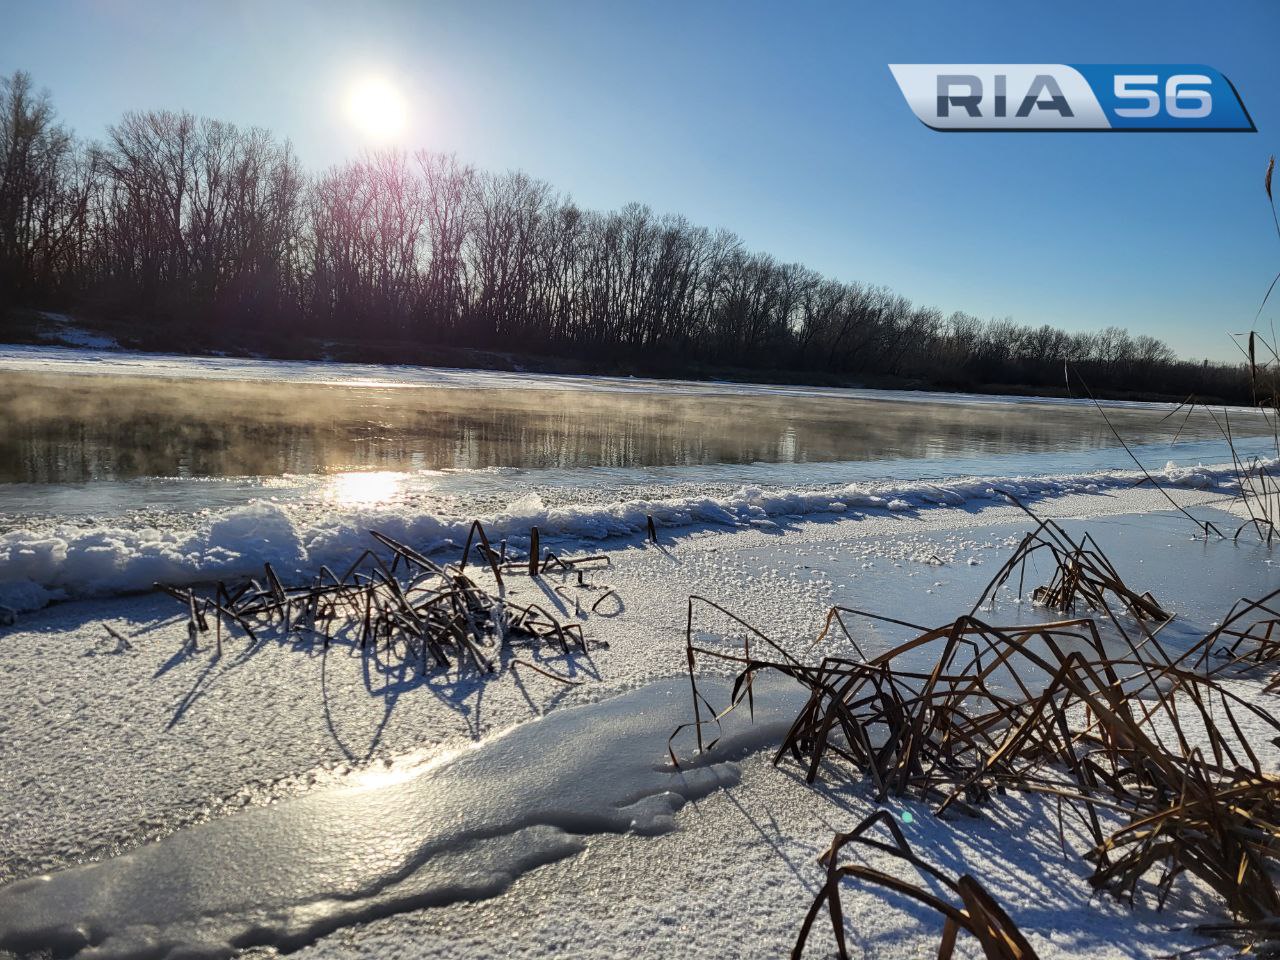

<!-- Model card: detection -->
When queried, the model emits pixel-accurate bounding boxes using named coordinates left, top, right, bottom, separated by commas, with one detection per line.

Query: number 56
left=1114, top=74, right=1212, bottom=118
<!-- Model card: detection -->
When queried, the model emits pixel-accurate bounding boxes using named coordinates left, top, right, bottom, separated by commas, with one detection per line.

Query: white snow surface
left=0, top=458, right=1255, bottom=612
left=1, top=492, right=1277, bottom=959
left=0, top=675, right=805, bottom=959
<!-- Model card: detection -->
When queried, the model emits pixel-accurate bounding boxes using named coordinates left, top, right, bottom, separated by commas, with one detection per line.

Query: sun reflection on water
left=325, top=471, right=406, bottom=506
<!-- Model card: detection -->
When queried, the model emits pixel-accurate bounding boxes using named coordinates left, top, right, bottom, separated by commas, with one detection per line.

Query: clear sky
left=3, top=0, right=1278, bottom=361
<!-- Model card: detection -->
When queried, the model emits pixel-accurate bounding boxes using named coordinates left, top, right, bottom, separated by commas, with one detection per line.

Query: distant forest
left=0, top=70, right=1251, bottom=400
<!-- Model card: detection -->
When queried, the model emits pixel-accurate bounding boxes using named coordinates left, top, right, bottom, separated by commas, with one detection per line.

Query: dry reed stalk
left=792, top=811, right=1040, bottom=959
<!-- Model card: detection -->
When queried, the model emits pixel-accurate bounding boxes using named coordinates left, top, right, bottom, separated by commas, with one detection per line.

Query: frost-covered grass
left=0, top=489, right=1276, bottom=958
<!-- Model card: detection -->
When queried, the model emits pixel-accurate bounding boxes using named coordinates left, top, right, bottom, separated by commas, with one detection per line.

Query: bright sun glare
left=343, top=76, right=409, bottom=142
left=327, top=471, right=403, bottom=506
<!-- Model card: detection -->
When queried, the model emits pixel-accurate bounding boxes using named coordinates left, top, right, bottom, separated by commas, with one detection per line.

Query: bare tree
left=0, top=70, right=1250, bottom=401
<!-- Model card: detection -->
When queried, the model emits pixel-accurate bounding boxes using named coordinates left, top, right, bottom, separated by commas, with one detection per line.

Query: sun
left=343, top=76, right=409, bottom=142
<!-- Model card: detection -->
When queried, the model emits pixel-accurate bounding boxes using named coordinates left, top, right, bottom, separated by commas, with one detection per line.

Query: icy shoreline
left=0, top=456, right=1259, bottom=611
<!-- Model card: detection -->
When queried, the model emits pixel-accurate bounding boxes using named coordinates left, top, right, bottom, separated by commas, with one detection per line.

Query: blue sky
left=3, top=0, right=1277, bottom=361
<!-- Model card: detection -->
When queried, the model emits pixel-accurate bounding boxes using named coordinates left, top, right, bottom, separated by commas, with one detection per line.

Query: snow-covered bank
left=0, top=457, right=1257, bottom=611
left=1, top=498, right=1275, bottom=959
left=0, top=342, right=1256, bottom=410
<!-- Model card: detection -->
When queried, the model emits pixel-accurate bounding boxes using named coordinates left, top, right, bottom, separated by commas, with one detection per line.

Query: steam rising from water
left=0, top=369, right=1263, bottom=483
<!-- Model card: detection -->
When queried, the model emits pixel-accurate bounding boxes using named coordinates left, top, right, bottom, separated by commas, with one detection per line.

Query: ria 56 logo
left=889, top=64, right=1254, bottom=131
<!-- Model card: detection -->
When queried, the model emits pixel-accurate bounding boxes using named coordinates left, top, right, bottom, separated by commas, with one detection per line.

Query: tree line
left=0, top=70, right=1249, bottom=400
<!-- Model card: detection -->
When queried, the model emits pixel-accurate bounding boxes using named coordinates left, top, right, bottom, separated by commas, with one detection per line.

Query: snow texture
left=0, top=676, right=804, bottom=959
left=0, top=497, right=1274, bottom=958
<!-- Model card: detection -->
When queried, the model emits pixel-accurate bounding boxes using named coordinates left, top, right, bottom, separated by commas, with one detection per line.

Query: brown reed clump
left=157, top=522, right=610, bottom=676
left=972, top=500, right=1170, bottom=629
left=672, top=506, right=1280, bottom=955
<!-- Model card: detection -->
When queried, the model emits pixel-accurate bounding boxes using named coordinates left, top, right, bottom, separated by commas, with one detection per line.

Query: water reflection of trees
left=0, top=372, right=1259, bottom=483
